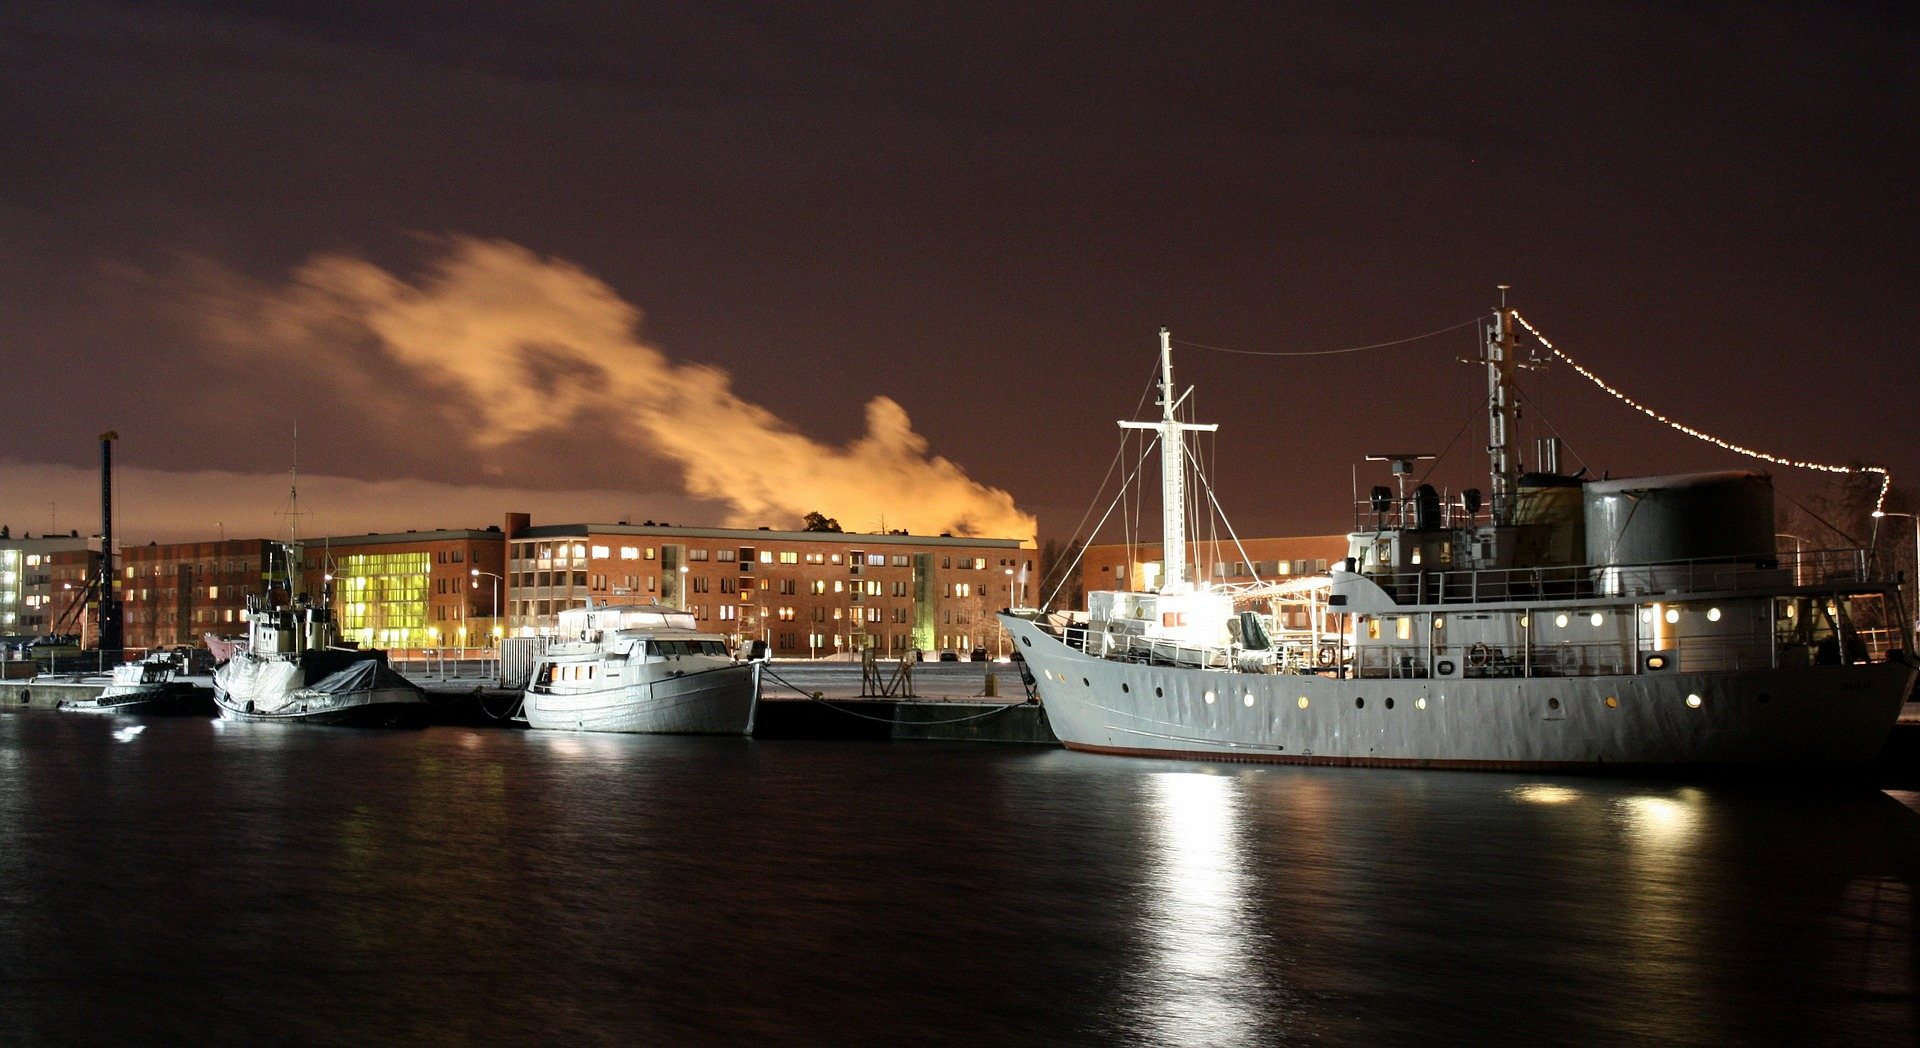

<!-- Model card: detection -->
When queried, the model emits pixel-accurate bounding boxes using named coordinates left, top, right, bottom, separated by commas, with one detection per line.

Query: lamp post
left=471, top=568, right=503, bottom=682
left=1870, top=511, right=1920, bottom=647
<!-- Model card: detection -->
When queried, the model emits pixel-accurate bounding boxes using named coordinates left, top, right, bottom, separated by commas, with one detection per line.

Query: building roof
left=301, top=529, right=505, bottom=547
left=516, top=522, right=1027, bottom=549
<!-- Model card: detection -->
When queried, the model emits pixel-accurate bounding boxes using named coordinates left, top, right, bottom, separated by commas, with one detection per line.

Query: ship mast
left=1476, top=286, right=1527, bottom=525
left=1119, top=328, right=1218, bottom=593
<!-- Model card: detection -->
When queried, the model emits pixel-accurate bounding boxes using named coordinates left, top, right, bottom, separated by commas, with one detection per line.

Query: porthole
left=1415, top=697, right=1427, bottom=710
left=1297, top=696, right=1310, bottom=709
left=1665, top=608, right=1680, bottom=624
left=1589, top=612, right=1603, bottom=627
left=1242, top=694, right=1254, bottom=707
left=1707, top=607, right=1722, bottom=622
left=1604, top=696, right=1618, bottom=709
left=1204, top=690, right=1216, bottom=705
left=1384, top=697, right=1395, bottom=710
left=1155, top=687, right=1163, bottom=698
left=1554, top=613, right=1570, bottom=628
left=1082, top=678, right=1090, bottom=687
left=1547, top=697, right=1561, bottom=711
left=1021, top=636, right=1031, bottom=647
left=1686, top=693, right=1703, bottom=709
left=1121, top=683, right=1130, bottom=693
left=1355, top=697, right=1365, bottom=709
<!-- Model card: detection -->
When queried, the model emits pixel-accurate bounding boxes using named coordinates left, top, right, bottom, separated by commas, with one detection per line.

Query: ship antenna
left=1118, top=328, right=1218, bottom=593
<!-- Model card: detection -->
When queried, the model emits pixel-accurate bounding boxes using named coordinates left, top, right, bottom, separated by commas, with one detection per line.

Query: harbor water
left=1, top=713, right=1915, bottom=1046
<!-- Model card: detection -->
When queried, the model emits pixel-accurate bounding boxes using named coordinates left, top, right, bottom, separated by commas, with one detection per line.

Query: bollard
left=984, top=672, right=998, bottom=698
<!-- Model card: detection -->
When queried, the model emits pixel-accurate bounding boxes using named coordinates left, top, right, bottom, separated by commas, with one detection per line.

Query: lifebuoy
left=1467, top=643, right=1491, bottom=669
left=1317, top=647, right=1336, bottom=666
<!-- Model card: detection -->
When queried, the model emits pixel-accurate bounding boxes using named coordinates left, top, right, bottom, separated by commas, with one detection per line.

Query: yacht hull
left=1003, top=615, right=1912, bottom=771
left=524, top=663, right=761, bottom=735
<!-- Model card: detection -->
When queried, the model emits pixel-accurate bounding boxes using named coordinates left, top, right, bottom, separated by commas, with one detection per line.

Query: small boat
left=209, top=597, right=429, bottom=727
left=523, top=602, right=765, bottom=734
left=56, top=652, right=207, bottom=716
left=1003, top=308, right=1915, bottom=772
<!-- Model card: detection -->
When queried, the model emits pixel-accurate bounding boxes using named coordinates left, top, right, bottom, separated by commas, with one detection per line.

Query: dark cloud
left=2, top=1, right=1915, bottom=540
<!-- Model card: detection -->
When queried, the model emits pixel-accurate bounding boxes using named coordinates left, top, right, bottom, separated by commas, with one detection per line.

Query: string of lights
left=1510, top=311, right=1892, bottom=512
left=1177, top=317, right=1480, bottom=357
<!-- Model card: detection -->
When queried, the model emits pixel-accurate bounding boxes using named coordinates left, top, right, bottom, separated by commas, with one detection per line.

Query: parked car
left=970, top=648, right=988, bottom=662
left=937, top=650, right=960, bottom=662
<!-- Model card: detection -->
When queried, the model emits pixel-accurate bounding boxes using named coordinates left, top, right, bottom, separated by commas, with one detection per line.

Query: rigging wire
left=1184, top=442, right=1267, bottom=587
left=1040, top=436, right=1159, bottom=612
left=1174, top=317, right=1480, bottom=357
left=1511, top=311, right=1892, bottom=511
left=1038, top=352, right=1165, bottom=610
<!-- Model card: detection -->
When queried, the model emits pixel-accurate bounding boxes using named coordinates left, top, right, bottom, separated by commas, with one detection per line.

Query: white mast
left=1473, top=286, right=1533, bottom=526
left=1119, top=328, right=1218, bottom=593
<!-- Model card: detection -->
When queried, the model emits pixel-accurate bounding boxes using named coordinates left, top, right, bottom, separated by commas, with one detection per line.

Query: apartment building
left=505, top=515, right=1033, bottom=657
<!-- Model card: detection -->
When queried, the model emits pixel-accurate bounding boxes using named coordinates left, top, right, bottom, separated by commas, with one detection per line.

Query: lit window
left=620, top=546, right=639, bottom=560
left=1707, top=607, right=1722, bottom=622
left=1665, top=608, right=1680, bottom=624
left=1297, top=696, right=1309, bottom=709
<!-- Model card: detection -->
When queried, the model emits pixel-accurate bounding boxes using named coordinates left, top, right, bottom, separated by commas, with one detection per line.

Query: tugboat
left=56, top=650, right=207, bottom=716
left=523, top=602, right=765, bottom=734
left=1001, top=304, right=1915, bottom=772
left=209, top=594, right=428, bottom=727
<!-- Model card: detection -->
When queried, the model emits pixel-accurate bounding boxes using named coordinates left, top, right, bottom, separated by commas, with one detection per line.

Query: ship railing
left=1365, top=548, right=1875, bottom=606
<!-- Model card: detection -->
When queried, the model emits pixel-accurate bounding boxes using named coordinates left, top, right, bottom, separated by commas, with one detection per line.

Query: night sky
left=4, top=2, right=1916, bottom=546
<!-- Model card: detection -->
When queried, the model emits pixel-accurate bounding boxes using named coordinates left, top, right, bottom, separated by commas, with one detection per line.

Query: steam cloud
left=198, top=237, right=1035, bottom=540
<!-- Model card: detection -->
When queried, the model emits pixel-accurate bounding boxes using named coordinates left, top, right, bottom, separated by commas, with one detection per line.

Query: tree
left=802, top=511, right=843, bottom=533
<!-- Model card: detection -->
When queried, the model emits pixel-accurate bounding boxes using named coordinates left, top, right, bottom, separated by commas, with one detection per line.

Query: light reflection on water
left=0, top=714, right=1914, bottom=1046
left=1136, top=772, right=1260, bottom=1045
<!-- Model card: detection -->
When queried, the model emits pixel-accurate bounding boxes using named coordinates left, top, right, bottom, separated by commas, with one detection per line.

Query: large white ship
left=523, top=603, right=764, bottom=734
left=1002, top=307, right=1915, bottom=771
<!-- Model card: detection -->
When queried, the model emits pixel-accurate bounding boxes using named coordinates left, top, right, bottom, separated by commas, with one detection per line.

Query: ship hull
left=1003, top=615, right=1912, bottom=771
left=523, top=663, right=760, bottom=735
left=212, top=652, right=430, bottom=727
left=57, top=685, right=208, bottom=717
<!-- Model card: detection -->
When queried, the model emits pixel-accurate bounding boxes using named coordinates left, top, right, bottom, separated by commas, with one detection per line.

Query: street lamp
left=472, top=567, right=504, bottom=681
left=1870, top=510, right=1919, bottom=646
left=470, top=568, right=503, bottom=638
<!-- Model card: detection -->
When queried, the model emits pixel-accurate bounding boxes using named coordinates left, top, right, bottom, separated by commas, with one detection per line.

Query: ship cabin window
left=1396, top=617, right=1412, bottom=641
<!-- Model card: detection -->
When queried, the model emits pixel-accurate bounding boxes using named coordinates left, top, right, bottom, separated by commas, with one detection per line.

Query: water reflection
left=1134, top=771, right=1263, bottom=1046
